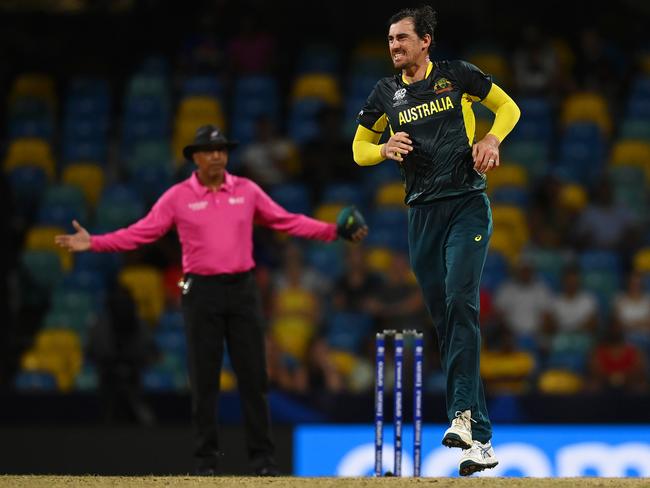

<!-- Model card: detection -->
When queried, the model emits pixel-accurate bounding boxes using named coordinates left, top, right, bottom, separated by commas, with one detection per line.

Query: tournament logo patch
left=392, top=88, right=408, bottom=107
left=433, top=78, right=453, bottom=94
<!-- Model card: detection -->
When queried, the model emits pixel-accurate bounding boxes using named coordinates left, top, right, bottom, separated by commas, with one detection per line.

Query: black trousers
left=181, top=270, right=274, bottom=469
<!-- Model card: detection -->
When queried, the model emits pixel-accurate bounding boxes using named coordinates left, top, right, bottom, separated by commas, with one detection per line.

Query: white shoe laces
left=452, top=410, right=477, bottom=429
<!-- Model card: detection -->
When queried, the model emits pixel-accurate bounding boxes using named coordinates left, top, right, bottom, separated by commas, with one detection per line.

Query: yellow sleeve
left=480, top=83, right=521, bottom=142
left=352, top=114, right=388, bottom=166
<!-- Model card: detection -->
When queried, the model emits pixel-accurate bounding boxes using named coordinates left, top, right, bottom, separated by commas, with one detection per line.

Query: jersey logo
left=433, top=77, right=453, bottom=94
left=474, top=234, right=482, bottom=242
left=392, top=88, right=408, bottom=107
left=228, top=196, right=245, bottom=205
left=188, top=201, right=208, bottom=211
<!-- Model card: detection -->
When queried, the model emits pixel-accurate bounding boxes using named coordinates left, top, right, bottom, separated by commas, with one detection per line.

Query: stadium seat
left=3, top=137, right=55, bottom=179
left=500, top=141, right=548, bottom=181
left=561, top=92, right=611, bottom=134
left=325, top=312, right=373, bottom=353
left=314, top=203, right=345, bottom=223
left=95, top=184, right=145, bottom=231
left=118, top=265, right=165, bottom=325
left=9, top=73, right=57, bottom=109
left=486, top=163, right=528, bottom=193
left=365, top=246, right=394, bottom=273
left=267, top=183, right=311, bottom=215
left=296, top=44, right=340, bottom=74
left=482, top=251, right=509, bottom=292
left=304, top=242, right=344, bottom=281
left=490, top=204, right=529, bottom=251
left=633, top=248, right=650, bottom=273
left=181, top=75, right=223, bottom=98
left=537, top=369, right=584, bottom=394
left=21, top=249, right=63, bottom=290
left=610, top=140, right=650, bottom=182
left=24, top=225, right=72, bottom=272
left=524, top=249, right=568, bottom=291
left=557, top=183, right=588, bottom=212
left=375, top=181, right=407, bottom=207
left=62, top=163, right=105, bottom=207
left=291, top=73, right=341, bottom=105
left=7, top=165, right=49, bottom=210
left=620, top=118, right=650, bottom=141
left=321, top=183, right=364, bottom=207
left=467, top=52, right=511, bottom=86
left=490, top=186, right=529, bottom=207
left=14, top=371, right=57, bottom=391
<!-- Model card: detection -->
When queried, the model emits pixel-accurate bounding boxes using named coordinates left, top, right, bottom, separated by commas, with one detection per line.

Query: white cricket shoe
left=441, top=410, right=474, bottom=449
left=459, top=440, right=499, bottom=476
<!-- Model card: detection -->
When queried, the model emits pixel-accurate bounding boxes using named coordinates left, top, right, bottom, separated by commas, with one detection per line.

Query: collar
left=189, top=171, right=235, bottom=196
left=401, top=61, right=434, bottom=85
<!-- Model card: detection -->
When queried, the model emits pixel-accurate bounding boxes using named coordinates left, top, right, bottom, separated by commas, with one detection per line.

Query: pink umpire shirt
left=90, top=172, right=337, bottom=275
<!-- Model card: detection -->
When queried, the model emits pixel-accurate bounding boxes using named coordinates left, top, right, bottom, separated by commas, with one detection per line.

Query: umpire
left=56, top=125, right=368, bottom=476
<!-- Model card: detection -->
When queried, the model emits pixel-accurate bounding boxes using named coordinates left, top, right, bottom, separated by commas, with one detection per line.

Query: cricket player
left=352, top=6, right=520, bottom=476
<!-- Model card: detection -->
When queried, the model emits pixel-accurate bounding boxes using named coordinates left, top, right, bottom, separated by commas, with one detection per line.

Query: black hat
left=182, top=124, right=239, bottom=161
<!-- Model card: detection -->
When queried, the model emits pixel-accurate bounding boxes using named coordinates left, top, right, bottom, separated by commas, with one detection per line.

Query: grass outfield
left=0, top=477, right=647, bottom=488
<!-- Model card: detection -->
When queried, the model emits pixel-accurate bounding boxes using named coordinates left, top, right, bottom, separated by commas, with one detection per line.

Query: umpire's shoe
left=252, top=456, right=281, bottom=476
left=442, top=410, right=474, bottom=449
left=459, top=440, right=499, bottom=476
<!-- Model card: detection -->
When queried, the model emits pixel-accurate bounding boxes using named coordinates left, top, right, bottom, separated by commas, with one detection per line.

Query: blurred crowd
left=2, top=6, right=650, bottom=412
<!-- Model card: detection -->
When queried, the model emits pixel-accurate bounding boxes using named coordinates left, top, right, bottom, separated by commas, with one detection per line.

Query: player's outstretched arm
left=54, top=220, right=91, bottom=252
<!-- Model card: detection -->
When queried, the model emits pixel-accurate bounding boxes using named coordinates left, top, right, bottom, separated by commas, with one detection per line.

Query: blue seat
left=142, top=368, right=178, bottom=392
left=73, top=251, right=122, bottom=278
left=490, top=187, right=529, bottom=207
left=482, top=251, right=509, bottom=292
left=21, top=250, right=62, bottom=289
left=578, top=250, right=621, bottom=274
left=517, top=97, right=552, bottom=123
left=326, top=312, right=373, bottom=352
left=62, top=139, right=107, bottom=165
left=61, top=269, right=106, bottom=296
left=14, top=371, right=57, bottom=391
left=296, top=44, right=340, bottom=74
left=267, top=183, right=311, bottom=214
left=366, top=209, right=409, bottom=251
left=304, top=243, right=344, bottom=281
left=361, top=163, right=401, bottom=199
left=288, top=99, right=328, bottom=145
left=158, top=310, right=184, bottom=331
left=63, top=118, right=107, bottom=141
left=181, top=76, right=223, bottom=97
left=626, top=98, right=650, bottom=119
left=630, top=76, right=650, bottom=99
left=9, top=118, right=54, bottom=140
left=128, top=165, right=173, bottom=204
left=37, top=203, right=87, bottom=227
left=7, top=166, right=48, bottom=208
left=508, top=117, right=552, bottom=143
left=321, top=183, right=364, bottom=207
left=9, top=97, right=52, bottom=119
left=155, top=329, right=187, bottom=355
left=68, top=77, right=110, bottom=98
left=234, top=76, right=277, bottom=100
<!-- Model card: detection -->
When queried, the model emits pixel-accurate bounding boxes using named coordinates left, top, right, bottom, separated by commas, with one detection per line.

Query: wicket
left=374, top=329, right=424, bottom=477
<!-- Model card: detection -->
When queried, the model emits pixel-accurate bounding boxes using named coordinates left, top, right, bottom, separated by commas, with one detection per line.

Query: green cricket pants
left=408, top=191, right=493, bottom=443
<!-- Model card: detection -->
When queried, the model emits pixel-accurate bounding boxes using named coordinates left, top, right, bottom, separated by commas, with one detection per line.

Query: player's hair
left=388, top=5, right=438, bottom=52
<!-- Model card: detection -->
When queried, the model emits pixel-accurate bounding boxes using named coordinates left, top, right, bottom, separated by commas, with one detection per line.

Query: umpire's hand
left=54, top=220, right=91, bottom=252
left=336, top=206, right=369, bottom=243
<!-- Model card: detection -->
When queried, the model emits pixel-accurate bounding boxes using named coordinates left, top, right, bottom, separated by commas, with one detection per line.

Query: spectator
left=493, top=257, right=553, bottom=345
left=87, top=282, right=157, bottom=426
left=549, top=266, right=598, bottom=335
left=240, top=117, right=299, bottom=187
left=331, top=244, right=383, bottom=314
left=480, top=325, right=536, bottom=394
left=573, top=179, right=637, bottom=253
left=588, top=325, right=647, bottom=393
left=613, top=270, right=650, bottom=360
left=366, top=252, right=426, bottom=332
left=512, top=25, right=560, bottom=96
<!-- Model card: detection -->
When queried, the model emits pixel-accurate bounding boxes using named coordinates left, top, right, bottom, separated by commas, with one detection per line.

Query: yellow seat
left=375, top=181, right=406, bottom=207
left=610, top=140, right=650, bottom=183
left=9, top=73, right=57, bottom=109
left=353, top=40, right=388, bottom=59
left=474, top=117, right=492, bottom=142
left=491, top=204, right=529, bottom=250
left=292, top=74, right=341, bottom=105
left=329, top=350, right=358, bottom=377
left=177, top=96, right=225, bottom=120
left=21, top=328, right=82, bottom=391
left=558, top=183, right=588, bottom=211
left=561, top=92, right=611, bottom=134
left=118, top=265, right=165, bottom=325
left=24, top=225, right=73, bottom=271
left=3, top=138, right=55, bottom=179
left=487, top=164, right=528, bottom=193
left=468, top=53, right=511, bottom=86
left=314, top=203, right=345, bottom=223
left=366, top=246, right=393, bottom=273
left=537, top=369, right=583, bottom=394
left=488, top=230, right=520, bottom=264
left=173, top=117, right=226, bottom=163
left=62, top=163, right=105, bottom=207
left=633, top=248, right=650, bottom=273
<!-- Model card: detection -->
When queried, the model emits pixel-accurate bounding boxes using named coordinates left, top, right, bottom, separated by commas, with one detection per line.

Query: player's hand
left=381, top=132, right=413, bottom=162
left=349, top=226, right=368, bottom=243
left=472, top=134, right=500, bottom=174
left=54, top=220, right=91, bottom=252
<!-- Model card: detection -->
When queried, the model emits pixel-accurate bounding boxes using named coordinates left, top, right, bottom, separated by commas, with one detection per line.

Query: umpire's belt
left=184, top=270, right=253, bottom=284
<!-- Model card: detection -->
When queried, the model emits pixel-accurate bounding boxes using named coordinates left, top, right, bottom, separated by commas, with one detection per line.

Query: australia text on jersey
left=398, top=96, right=454, bottom=125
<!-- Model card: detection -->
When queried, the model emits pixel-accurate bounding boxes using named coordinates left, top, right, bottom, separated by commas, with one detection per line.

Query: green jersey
left=357, top=60, right=493, bottom=205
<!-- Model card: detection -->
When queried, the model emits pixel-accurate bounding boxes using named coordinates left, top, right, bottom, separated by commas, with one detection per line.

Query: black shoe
left=255, top=465, right=281, bottom=477
left=193, top=466, right=219, bottom=476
